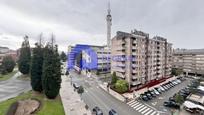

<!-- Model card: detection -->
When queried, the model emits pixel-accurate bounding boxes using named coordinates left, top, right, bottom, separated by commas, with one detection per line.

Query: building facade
left=173, top=49, right=204, bottom=76
left=111, top=30, right=172, bottom=90
left=67, top=44, right=111, bottom=74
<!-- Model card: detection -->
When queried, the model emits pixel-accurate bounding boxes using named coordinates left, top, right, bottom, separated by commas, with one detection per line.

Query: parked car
left=109, top=109, right=118, bottom=115
left=163, top=101, right=180, bottom=109
left=144, top=92, right=153, bottom=100
left=159, top=86, right=165, bottom=92
left=149, top=90, right=156, bottom=97
left=169, top=97, right=176, bottom=102
left=168, top=82, right=174, bottom=87
left=176, top=79, right=181, bottom=84
left=140, top=94, right=149, bottom=101
left=170, top=81, right=176, bottom=86
left=92, top=106, right=103, bottom=115
left=162, top=85, right=168, bottom=90
left=155, top=87, right=162, bottom=93
left=153, top=89, right=160, bottom=95
left=172, top=81, right=178, bottom=85
left=180, top=89, right=190, bottom=95
left=164, top=84, right=170, bottom=89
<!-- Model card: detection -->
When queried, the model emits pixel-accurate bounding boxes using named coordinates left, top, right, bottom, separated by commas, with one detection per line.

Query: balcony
left=132, top=70, right=136, bottom=74
left=131, top=81, right=141, bottom=86
left=116, top=72, right=125, bottom=79
left=116, top=46, right=126, bottom=51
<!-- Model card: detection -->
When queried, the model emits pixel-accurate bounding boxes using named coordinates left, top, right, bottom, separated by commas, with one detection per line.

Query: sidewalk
left=60, top=75, right=91, bottom=115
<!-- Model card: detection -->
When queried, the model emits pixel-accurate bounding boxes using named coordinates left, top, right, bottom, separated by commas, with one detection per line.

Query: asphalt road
left=0, top=72, right=31, bottom=102
left=70, top=71, right=141, bottom=115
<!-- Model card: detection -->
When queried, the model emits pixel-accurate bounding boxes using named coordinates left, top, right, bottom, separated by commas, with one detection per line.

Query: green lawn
left=0, top=70, right=17, bottom=81
left=0, top=91, right=65, bottom=115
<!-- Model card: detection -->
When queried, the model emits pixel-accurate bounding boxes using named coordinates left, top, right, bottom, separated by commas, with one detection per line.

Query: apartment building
left=173, top=49, right=204, bottom=76
left=67, top=44, right=110, bottom=74
left=111, top=30, right=172, bottom=90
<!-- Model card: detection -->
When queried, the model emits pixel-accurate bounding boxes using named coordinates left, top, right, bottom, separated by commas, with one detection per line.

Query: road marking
left=135, top=105, right=145, bottom=110
left=138, top=106, right=147, bottom=112
left=133, top=103, right=142, bottom=109
left=141, top=108, right=150, bottom=114
left=127, top=100, right=135, bottom=104
left=150, top=111, right=157, bottom=115
left=144, top=109, right=153, bottom=115
left=129, top=101, right=137, bottom=106
left=130, top=102, right=139, bottom=107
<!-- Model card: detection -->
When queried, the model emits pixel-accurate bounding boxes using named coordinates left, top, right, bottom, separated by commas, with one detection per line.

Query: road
left=69, top=71, right=141, bottom=115
left=0, top=72, right=31, bottom=102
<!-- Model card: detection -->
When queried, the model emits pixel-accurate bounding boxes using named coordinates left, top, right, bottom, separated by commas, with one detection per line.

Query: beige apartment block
left=111, top=30, right=172, bottom=90
left=173, top=49, right=204, bottom=76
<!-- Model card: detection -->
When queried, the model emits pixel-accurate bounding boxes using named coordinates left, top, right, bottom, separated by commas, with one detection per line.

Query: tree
left=111, top=72, right=118, bottom=85
left=42, top=35, right=61, bottom=99
left=30, top=43, right=44, bottom=92
left=175, top=93, right=184, bottom=104
left=60, top=51, right=67, bottom=62
left=1, top=55, right=16, bottom=74
left=18, top=35, right=31, bottom=74
left=171, top=68, right=183, bottom=76
left=114, top=80, right=128, bottom=93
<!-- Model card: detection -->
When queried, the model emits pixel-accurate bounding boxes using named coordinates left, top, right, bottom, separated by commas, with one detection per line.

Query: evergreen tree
left=1, top=55, right=16, bottom=74
left=30, top=43, right=44, bottom=92
left=60, top=51, right=67, bottom=62
left=111, top=72, right=118, bottom=85
left=42, top=36, right=61, bottom=99
left=18, top=35, right=31, bottom=75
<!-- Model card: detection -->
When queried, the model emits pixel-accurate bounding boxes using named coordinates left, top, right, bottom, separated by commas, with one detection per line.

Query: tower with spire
left=106, top=0, right=112, bottom=48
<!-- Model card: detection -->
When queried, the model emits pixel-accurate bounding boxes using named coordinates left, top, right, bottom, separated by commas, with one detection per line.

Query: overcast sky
left=0, top=0, right=203, bottom=51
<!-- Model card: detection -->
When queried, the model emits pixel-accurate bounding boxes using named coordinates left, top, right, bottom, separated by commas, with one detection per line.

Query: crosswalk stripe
left=150, top=111, right=157, bottom=115
left=133, top=103, right=142, bottom=109
left=141, top=108, right=150, bottom=114
left=135, top=105, right=145, bottom=110
left=129, top=101, right=137, bottom=106
left=156, top=113, right=160, bottom=115
left=130, top=102, right=139, bottom=107
left=138, top=106, right=147, bottom=112
left=144, top=109, right=153, bottom=115
left=127, top=100, right=135, bottom=104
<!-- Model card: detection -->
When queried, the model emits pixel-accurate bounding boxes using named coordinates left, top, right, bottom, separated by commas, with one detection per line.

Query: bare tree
left=38, top=33, right=44, bottom=48
left=50, top=33, right=56, bottom=48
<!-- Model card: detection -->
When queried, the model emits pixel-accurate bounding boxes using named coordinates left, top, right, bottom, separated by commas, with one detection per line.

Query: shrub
left=1, top=56, right=16, bottom=74
left=114, top=79, right=128, bottom=93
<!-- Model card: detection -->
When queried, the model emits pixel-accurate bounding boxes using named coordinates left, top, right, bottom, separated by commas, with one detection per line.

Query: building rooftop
left=174, top=49, right=204, bottom=55
left=187, top=94, right=204, bottom=104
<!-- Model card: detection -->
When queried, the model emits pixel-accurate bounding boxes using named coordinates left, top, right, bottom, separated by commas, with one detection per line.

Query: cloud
left=0, top=0, right=204, bottom=51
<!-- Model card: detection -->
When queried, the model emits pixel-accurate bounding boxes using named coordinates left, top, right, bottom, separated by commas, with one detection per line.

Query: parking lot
left=143, top=78, right=191, bottom=114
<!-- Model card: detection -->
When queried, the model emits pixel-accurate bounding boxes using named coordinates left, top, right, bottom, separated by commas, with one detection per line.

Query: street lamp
left=70, top=75, right=72, bottom=85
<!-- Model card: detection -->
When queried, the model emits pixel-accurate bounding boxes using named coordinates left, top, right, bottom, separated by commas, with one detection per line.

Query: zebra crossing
left=127, top=100, right=160, bottom=115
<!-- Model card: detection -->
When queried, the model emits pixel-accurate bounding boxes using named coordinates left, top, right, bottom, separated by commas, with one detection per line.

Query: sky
left=0, top=0, right=204, bottom=51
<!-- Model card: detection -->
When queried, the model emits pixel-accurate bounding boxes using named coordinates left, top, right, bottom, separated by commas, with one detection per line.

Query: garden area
left=0, top=70, right=17, bottom=81
left=0, top=91, right=65, bottom=115
left=110, top=72, right=129, bottom=93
